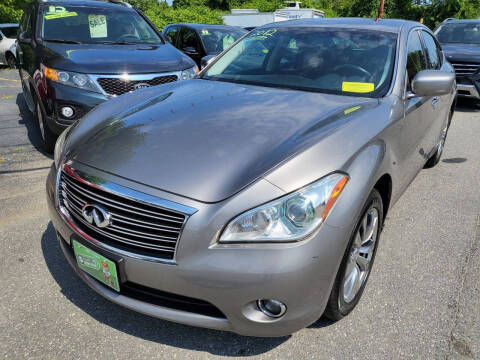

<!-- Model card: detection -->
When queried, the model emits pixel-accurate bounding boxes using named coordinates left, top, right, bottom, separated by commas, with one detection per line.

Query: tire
left=35, top=97, right=57, bottom=153
left=6, top=53, right=16, bottom=69
left=424, top=107, right=453, bottom=168
left=324, top=188, right=383, bottom=321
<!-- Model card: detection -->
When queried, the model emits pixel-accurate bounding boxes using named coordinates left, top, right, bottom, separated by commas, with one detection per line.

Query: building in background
left=222, top=2, right=324, bottom=29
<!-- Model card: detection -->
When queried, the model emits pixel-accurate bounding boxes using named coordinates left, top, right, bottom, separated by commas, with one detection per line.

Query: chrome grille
left=59, top=171, right=186, bottom=260
left=452, top=63, right=480, bottom=77
left=97, top=75, right=178, bottom=96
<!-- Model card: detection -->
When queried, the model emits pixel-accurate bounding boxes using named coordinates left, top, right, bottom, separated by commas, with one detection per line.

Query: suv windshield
left=434, top=22, right=480, bottom=44
left=41, top=5, right=162, bottom=44
left=203, top=27, right=397, bottom=97
left=199, top=28, right=247, bottom=54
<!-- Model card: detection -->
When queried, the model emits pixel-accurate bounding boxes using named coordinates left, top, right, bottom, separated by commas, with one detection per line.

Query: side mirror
left=409, top=70, right=455, bottom=98
left=183, top=46, right=198, bottom=55
left=200, top=55, right=215, bottom=69
left=18, top=31, right=31, bottom=44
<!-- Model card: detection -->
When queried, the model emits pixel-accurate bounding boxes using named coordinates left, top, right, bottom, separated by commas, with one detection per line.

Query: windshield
left=199, top=28, right=247, bottom=54
left=203, top=27, right=397, bottom=97
left=434, top=23, right=480, bottom=44
left=41, top=5, right=162, bottom=44
left=1, top=26, right=18, bottom=38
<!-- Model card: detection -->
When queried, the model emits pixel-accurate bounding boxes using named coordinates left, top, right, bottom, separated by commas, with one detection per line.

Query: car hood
left=39, top=41, right=194, bottom=74
left=442, top=43, right=480, bottom=63
left=67, top=80, right=378, bottom=203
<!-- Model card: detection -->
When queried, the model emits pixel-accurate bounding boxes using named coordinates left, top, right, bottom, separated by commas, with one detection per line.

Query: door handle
left=432, top=97, right=440, bottom=107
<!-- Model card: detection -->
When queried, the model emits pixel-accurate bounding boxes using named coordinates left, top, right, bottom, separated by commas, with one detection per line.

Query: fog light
left=61, top=106, right=74, bottom=118
left=257, top=299, right=287, bottom=318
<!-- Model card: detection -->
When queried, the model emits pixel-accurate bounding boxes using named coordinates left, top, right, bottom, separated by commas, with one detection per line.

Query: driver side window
left=406, top=31, right=427, bottom=90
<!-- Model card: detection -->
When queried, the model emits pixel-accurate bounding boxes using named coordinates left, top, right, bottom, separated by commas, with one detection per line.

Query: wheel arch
left=373, top=173, right=392, bottom=222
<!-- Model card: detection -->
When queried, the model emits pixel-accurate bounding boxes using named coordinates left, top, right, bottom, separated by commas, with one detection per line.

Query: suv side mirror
left=409, top=70, right=455, bottom=98
left=18, top=31, right=31, bottom=44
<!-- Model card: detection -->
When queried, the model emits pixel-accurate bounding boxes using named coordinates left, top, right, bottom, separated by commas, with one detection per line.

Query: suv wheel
left=35, top=98, right=57, bottom=153
left=324, top=188, right=383, bottom=320
left=6, top=53, right=16, bottom=69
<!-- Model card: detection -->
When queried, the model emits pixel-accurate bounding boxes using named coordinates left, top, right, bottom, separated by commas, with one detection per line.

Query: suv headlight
left=180, top=65, right=199, bottom=80
left=42, top=65, right=101, bottom=93
left=219, top=173, right=349, bottom=243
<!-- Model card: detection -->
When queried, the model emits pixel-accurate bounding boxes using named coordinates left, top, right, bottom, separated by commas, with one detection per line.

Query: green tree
left=0, top=0, right=29, bottom=23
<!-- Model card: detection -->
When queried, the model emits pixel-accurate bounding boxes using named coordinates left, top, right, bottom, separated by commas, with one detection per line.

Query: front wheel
left=6, top=53, right=16, bottom=69
left=35, top=98, right=57, bottom=153
left=324, top=188, right=383, bottom=321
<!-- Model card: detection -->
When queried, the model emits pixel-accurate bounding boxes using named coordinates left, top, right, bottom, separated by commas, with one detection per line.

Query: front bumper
left=42, top=81, right=108, bottom=135
left=46, top=163, right=351, bottom=337
left=456, top=83, right=480, bottom=99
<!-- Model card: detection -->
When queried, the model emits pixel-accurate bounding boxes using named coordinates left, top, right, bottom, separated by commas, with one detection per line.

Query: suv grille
left=452, top=62, right=480, bottom=77
left=97, top=75, right=178, bottom=96
left=59, top=171, right=186, bottom=260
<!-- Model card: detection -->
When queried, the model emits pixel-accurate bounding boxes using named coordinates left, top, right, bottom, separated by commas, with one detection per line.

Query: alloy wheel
left=342, top=207, right=379, bottom=303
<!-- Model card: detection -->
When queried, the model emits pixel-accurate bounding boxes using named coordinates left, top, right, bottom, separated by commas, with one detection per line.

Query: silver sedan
left=47, top=18, right=456, bottom=336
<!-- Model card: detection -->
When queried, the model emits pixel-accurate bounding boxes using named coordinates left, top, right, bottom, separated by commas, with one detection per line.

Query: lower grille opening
left=120, top=282, right=226, bottom=319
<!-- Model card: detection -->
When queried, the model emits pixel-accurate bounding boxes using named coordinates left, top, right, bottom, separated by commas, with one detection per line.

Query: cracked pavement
left=0, top=68, right=479, bottom=359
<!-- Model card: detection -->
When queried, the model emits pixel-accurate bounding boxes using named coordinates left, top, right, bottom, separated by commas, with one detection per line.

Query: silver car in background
left=0, top=23, right=18, bottom=68
left=47, top=18, right=456, bottom=337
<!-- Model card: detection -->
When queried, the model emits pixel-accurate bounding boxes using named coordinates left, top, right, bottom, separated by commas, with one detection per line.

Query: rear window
left=1, top=26, right=18, bottom=38
left=41, top=5, right=162, bottom=44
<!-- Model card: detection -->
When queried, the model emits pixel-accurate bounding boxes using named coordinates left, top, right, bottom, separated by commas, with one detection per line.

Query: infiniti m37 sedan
left=47, top=18, right=456, bottom=337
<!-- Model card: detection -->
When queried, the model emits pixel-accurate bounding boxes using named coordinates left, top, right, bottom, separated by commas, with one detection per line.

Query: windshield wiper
left=44, top=39, right=82, bottom=44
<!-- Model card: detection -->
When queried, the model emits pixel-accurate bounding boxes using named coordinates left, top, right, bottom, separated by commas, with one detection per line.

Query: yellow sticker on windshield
left=201, top=29, right=210, bottom=35
left=88, top=14, right=107, bottom=38
left=45, top=12, right=77, bottom=20
left=47, top=6, right=66, bottom=14
left=342, top=82, right=374, bottom=93
left=344, top=105, right=361, bottom=115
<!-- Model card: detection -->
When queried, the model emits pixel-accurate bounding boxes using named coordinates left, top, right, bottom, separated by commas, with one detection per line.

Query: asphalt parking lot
left=0, top=67, right=479, bottom=359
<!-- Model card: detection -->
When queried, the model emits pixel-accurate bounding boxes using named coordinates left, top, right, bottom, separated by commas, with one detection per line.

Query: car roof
left=168, top=23, right=247, bottom=31
left=261, top=17, right=425, bottom=33
left=38, top=0, right=133, bottom=10
left=0, top=24, right=19, bottom=28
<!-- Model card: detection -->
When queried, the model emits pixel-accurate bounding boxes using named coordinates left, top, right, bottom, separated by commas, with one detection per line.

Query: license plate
left=73, top=240, right=120, bottom=292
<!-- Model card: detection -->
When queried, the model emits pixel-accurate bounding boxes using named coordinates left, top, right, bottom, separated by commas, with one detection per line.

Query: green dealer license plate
left=73, top=240, right=120, bottom=292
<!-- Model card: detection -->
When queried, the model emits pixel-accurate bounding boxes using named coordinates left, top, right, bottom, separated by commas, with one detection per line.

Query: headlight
left=180, top=65, right=199, bottom=80
left=219, top=173, right=349, bottom=243
left=42, top=65, right=101, bottom=93
left=54, top=125, right=72, bottom=169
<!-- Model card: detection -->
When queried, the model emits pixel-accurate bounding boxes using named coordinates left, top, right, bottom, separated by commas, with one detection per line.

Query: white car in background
left=0, top=23, right=19, bottom=68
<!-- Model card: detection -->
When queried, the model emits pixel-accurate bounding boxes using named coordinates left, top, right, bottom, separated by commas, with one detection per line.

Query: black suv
left=163, top=24, right=246, bottom=68
left=434, top=19, right=480, bottom=103
left=17, top=0, right=197, bottom=152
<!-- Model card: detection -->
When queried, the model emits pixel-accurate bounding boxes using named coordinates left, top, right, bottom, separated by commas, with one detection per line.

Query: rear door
left=421, top=30, right=451, bottom=149
left=401, top=29, right=434, bottom=180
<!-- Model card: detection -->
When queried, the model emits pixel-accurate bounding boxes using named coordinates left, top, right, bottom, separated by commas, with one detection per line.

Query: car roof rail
left=444, top=18, right=456, bottom=22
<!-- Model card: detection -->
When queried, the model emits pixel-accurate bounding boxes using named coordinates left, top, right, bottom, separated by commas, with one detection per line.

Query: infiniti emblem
left=133, top=82, right=150, bottom=90
left=81, top=204, right=112, bottom=228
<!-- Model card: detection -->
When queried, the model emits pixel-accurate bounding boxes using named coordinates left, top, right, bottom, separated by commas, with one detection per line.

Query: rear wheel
left=424, top=107, right=453, bottom=168
left=324, top=189, right=383, bottom=321
left=35, top=98, right=57, bottom=153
